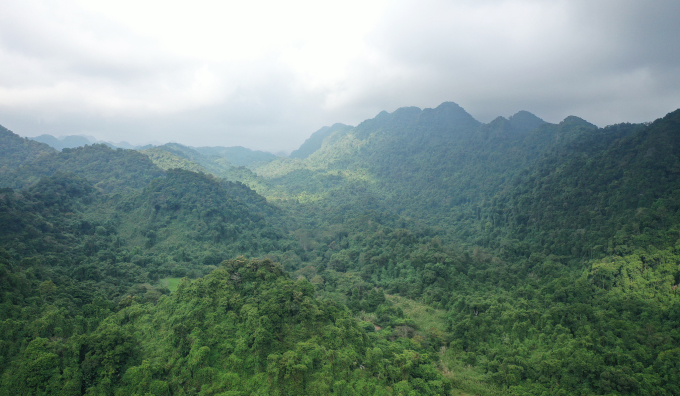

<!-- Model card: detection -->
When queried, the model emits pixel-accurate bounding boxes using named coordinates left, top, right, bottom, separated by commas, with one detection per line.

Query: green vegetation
left=290, top=123, right=354, bottom=160
left=159, top=277, right=182, bottom=292
left=141, top=142, right=288, bottom=201
left=0, top=143, right=164, bottom=192
left=1, top=103, right=680, bottom=395
left=387, top=295, right=447, bottom=333
left=194, top=145, right=277, bottom=167
left=141, top=147, right=209, bottom=174
left=0, top=124, right=56, bottom=170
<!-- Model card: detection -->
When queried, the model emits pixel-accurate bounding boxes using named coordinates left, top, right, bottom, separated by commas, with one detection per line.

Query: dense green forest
left=1, top=104, right=679, bottom=395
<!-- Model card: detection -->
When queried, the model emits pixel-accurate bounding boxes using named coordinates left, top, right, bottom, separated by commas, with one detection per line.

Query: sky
left=1, top=0, right=679, bottom=153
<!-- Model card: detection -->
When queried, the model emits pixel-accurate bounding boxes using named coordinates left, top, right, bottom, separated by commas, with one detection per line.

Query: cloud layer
left=1, top=0, right=679, bottom=152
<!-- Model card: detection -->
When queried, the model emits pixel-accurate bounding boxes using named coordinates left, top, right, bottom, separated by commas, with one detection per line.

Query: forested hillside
left=140, top=143, right=284, bottom=200
left=249, top=102, right=602, bottom=230
left=1, top=102, right=679, bottom=395
left=290, top=123, right=354, bottom=160
left=0, top=125, right=56, bottom=170
left=0, top=144, right=164, bottom=192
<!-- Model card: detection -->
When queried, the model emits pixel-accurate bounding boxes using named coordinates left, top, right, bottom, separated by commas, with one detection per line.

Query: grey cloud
left=0, top=58, right=331, bottom=152
left=0, top=1, right=192, bottom=89
left=1, top=0, right=679, bottom=152
left=337, top=0, right=680, bottom=126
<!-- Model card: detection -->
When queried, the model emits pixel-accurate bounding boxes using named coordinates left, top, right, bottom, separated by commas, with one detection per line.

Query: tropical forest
left=1, top=101, right=679, bottom=395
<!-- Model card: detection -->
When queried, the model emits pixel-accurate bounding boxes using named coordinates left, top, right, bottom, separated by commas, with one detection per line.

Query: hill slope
left=290, top=123, right=354, bottom=159
left=0, top=142, right=164, bottom=192
left=0, top=124, right=56, bottom=170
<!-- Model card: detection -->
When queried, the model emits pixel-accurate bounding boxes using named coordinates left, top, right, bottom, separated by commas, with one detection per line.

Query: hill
left=250, top=102, right=596, bottom=232
left=0, top=124, right=56, bottom=171
left=140, top=142, right=289, bottom=201
left=0, top=143, right=164, bottom=192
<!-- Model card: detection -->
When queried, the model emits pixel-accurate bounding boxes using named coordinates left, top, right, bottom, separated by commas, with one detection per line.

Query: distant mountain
left=29, top=134, right=278, bottom=167
left=30, top=134, right=141, bottom=151
left=289, top=123, right=353, bottom=159
left=474, top=111, right=546, bottom=141
left=508, top=110, right=547, bottom=132
left=194, top=145, right=277, bottom=167
left=251, top=102, right=587, bottom=226
left=140, top=143, right=285, bottom=200
left=110, top=140, right=138, bottom=149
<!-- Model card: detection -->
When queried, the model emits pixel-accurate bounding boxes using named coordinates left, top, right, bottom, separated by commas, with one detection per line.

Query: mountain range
left=1, top=102, right=679, bottom=395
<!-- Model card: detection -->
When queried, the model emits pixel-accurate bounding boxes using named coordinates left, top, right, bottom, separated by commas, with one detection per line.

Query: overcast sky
left=1, top=0, right=679, bottom=152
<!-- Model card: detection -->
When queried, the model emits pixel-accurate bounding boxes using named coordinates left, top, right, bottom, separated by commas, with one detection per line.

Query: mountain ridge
left=290, top=123, right=353, bottom=160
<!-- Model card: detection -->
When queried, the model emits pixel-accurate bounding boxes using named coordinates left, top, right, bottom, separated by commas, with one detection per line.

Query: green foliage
left=2, top=104, right=680, bottom=395
left=159, top=277, right=182, bottom=292
left=111, top=168, right=290, bottom=266
left=39, top=258, right=447, bottom=395
left=484, top=111, right=680, bottom=261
